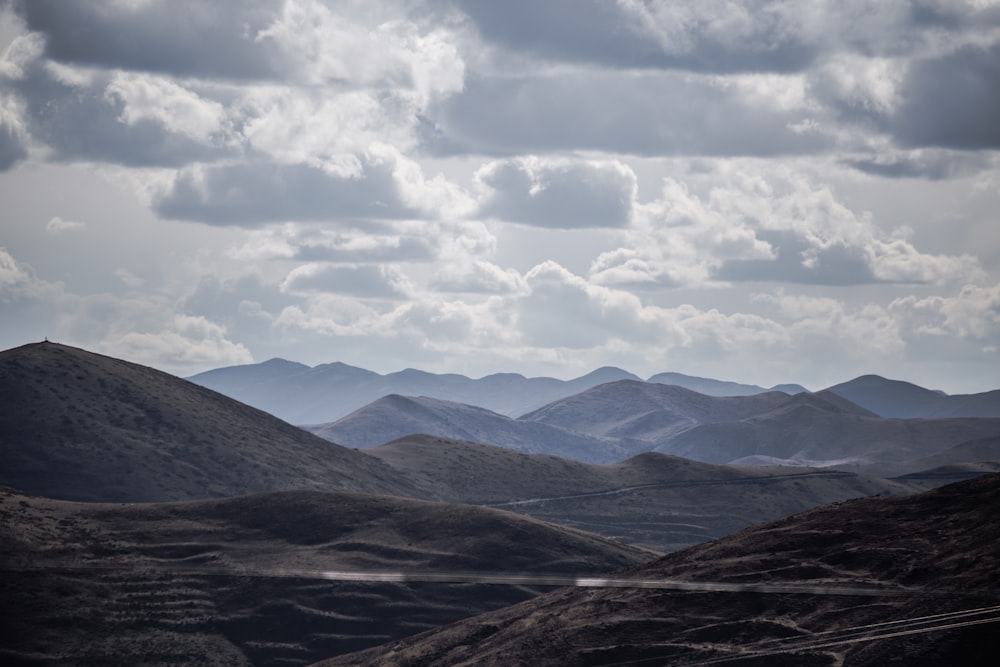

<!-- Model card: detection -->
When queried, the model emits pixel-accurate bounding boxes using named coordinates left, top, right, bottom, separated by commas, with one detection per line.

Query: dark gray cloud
left=455, top=0, right=816, bottom=73
left=19, top=0, right=283, bottom=80
left=0, top=119, right=27, bottom=171
left=430, top=72, right=831, bottom=157
left=715, top=230, right=878, bottom=285
left=155, top=159, right=422, bottom=226
left=892, top=44, right=1000, bottom=149
left=478, top=159, right=635, bottom=228
left=12, top=64, right=231, bottom=167
left=843, top=151, right=991, bottom=180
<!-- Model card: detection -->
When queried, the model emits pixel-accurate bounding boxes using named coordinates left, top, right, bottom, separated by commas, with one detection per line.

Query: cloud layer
left=1, top=0, right=998, bottom=392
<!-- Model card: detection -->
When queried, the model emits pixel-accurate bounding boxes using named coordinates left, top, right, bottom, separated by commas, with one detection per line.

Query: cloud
left=154, top=155, right=421, bottom=225
left=476, top=157, right=636, bottom=228
left=0, top=111, right=26, bottom=170
left=456, top=0, right=818, bottom=73
left=281, top=263, right=412, bottom=299
left=45, top=216, right=86, bottom=234
left=892, top=44, right=1000, bottom=149
left=893, top=283, right=1000, bottom=341
left=21, top=0, right=285, bottom=80
left=430, top=70, right=831, bottom=157
left=430, top=259, right=524, bottom=294
left=843, top=149, right=992, bottom=179
left=593, top=164, right=985, bottom=288
left=96, top=313, right=253, bottom=376
left=12, top=61, right=233, bottom=166
left=754, top=290, right=906, bottom=359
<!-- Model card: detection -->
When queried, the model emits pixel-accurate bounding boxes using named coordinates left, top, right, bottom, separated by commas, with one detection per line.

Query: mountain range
left=187, top=359, right=808, bottom=424
left=304, top=379, right=1000, bottom=475
left=3, top=341, right=998, bottom=664
left=0, top=342, right=910, bottom=552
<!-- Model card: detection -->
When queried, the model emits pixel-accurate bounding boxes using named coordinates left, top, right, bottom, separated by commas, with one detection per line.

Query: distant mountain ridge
left=190, top=358, right=1000, bottom=428
left=307, top=379, right=1000, bottom=474
left=827, top=374, right=1000, bottom=418
left=309, top=394, right=641, bottom=463
left=189, top=360, right=648, bottom=423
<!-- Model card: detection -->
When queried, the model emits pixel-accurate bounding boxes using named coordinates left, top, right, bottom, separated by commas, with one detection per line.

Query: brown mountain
left=367, top=434, right=911, bottom=551
left=0, top=342, right=417, bottom=501
left=0, top=486, right=653, bottom=666
left=317, top=473, right=1000, bottom=667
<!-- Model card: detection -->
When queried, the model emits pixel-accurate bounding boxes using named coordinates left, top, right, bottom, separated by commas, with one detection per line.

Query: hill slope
left=660, top=391, right=1000, bottom=472
left=366, top=435, right=912, bottom=551
left=649, top=371, right=807, bottom=396
left=0, top=342, right=416, bottom=502
left=827, top=374, right=1000, bottom=418
left=518, top=379, right=792, bottom=439
left=0, top=487, right=653, bottom=666
left=306, top=394, right=640, bottom=463
left=318, top=473, right=1000, bottom=666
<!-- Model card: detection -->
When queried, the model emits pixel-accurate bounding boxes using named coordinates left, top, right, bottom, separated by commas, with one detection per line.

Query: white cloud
left=97, top=313, right=253, bottom=375
left=105, top=71, right=231, bottom=144
left=45, top=216, right=87, bottom=234
left=593, top=162, right=984, bottom=288
left=892, top=283, right=1000, bottom=340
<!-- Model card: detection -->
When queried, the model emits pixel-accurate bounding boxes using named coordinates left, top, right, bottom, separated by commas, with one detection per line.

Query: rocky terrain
left=316, top=473, right=1000, bottom=666
left=368, top=435, right=912, bottom=551
left=0, top=342, right=415, bottom=502
left=0, top=486, right=652, bottom=666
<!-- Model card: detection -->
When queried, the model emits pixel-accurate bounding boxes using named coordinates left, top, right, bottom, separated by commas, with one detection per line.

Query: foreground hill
left=366, top=435, right=911, bottom=551
left=188, top=360, right=641, bottom=423
left=0, top=342, right=417, bottom=501
left=0, top=487, right=653, bottom=666
left=306, top=394, right=642, bottom=463
left=826, top=374, right=1000, bottom=418
left=318, top=473, right=1000, bottom=666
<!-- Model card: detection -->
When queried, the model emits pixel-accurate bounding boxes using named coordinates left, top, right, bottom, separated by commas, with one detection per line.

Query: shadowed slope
left=827, top=374, right=1000, bottom=418
left=0, top=487, right=654, bottom=666
left=519, top=380, right=792, bottom=439
left=0, top=342, right=417, bottom=502
left=366, top=435, right=911, bottom=551
left=306, top=394, right=640, bottom=463
left=316, top=473, right=1000, bottom=667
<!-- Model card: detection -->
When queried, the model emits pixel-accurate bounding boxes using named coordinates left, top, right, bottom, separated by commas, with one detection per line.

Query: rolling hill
left=648, top=371, right=807, bottom=396
left=826, top=374, right=1000, bottom=418
left=0, top=486, right=653, bottom=666
left=305, top=394, right=642, bottom=463
left=0, top=342, right=418, bottom=502
left=317, top=473, right=1000, bottom=667
left=365, top=435, right=912, bottom=551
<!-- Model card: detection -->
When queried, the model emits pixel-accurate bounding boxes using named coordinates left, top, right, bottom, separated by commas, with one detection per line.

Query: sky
left=0, top=0, right=999, bottom=393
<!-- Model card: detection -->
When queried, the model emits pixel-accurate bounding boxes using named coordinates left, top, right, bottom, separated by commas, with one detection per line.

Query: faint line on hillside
left=484, top=470, right=859, bottom=508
